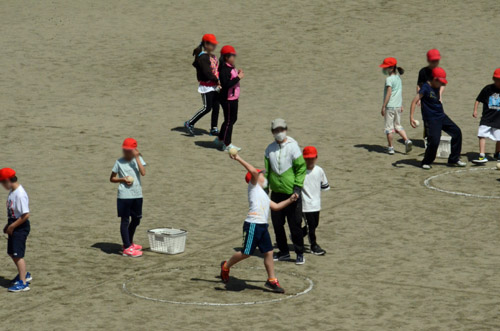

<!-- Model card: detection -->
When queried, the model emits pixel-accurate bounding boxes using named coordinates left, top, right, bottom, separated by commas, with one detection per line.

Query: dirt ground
left=1, top=1, right=500, bottom=330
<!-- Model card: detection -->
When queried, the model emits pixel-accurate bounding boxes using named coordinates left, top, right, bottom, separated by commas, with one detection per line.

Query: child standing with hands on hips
left=216, top=45, right=244, bottom=151
left=110, top=138, right=146, bottom=257
left=184, top=34, right=221, bottom=137
left=472, top=68, right=500, bottom=163
left=301, top=146, right=330, bottom=256
left=1, top=168, right=32, bottom=292
left=379, top=57, right=412, bottom=155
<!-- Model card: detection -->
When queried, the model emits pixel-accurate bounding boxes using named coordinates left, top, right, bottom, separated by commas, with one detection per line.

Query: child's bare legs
left=479, top=137, right=486, bottom=154
left=396, top=129, right=409, bottom=142
left=226, top=251, right=250, bottom=269
left=386, top=132, right=393, bottom=147
left=10, top=256, right=27, bottom=283
left=263, top=251, right=276, bottom=279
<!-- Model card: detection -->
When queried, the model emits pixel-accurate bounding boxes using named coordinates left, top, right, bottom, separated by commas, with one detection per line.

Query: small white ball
left=126, top=176, right=134, bottom=183
left=228, top=147, right=238, bottom=156
left=496, top=163, right=500, bottom=170
left=414, top=120, right=420, bottom=127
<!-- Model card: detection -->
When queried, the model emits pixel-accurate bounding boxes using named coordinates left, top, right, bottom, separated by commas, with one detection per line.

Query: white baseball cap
left=271, top=118, right=287, bottom=130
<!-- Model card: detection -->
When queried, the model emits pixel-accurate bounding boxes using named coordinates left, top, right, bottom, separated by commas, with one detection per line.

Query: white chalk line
left=122, top=266, right=314, bottom=306
left=424, top=167, right=500, bottom=199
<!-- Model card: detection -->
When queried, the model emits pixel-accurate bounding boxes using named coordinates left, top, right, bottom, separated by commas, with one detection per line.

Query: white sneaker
left=422, top=164, right=432, bottom=170
left=448, top=160, right=467, bottom=167
left=224, top=144, right=241, bottom=152
left=405, top=140, right=413, bottom=154
left=387, top=147, right=395, bottom=155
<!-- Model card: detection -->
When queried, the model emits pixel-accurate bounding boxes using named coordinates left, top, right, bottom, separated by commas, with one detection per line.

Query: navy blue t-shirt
left=420, top=82, right=445, bottom=121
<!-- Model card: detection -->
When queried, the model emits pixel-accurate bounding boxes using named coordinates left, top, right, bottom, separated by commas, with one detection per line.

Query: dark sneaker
left=220, top=261, right=230, bottom=283
left=273, top=252, right=290, bottom=261
left=311, top=245, right=326, bottom=256
left=265, top=279, right=285, bottom=294
left=296, top=254, right=305, bottom=265
left=494, top=152, right=500, bottom=160
left=210, top=127, right=219, bottom=136
left=184, top=121, right=195, bottom=136
left=11, top=272, right=32, bottom=285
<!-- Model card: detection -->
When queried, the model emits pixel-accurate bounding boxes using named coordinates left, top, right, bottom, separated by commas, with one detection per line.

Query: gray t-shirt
left=112, top=156, right=146, bottom=199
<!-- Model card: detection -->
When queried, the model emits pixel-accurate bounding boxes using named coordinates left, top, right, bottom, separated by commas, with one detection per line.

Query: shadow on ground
left=191, top=276, right=271, bottom=292
left=195, top=140, right=220, bottom=150
left=171, top=126, right=209, bottom=136
left=0, top=276, right=12, bottom=288
left=91, top=242, right=122, bottom=255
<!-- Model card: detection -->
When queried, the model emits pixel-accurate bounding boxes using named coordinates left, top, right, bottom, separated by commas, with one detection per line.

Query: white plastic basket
left=424, top=135, right=451, bottom=159
left=147, top=228, right=187, bottom=254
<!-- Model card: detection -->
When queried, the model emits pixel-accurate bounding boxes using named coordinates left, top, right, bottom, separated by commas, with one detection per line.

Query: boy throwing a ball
left=220, top=153, right=298, bottom=293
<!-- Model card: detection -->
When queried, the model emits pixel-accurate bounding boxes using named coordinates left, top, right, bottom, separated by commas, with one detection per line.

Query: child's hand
left=3, top=224, right=7, bottom=234
left=124, top=177, right=133, bottom=186
left=229, top=153, right=240, bottom=161
left=381, top=107, right=385, bottom=117
left=410, top=118, right=418, bottom=128
left=400, top=106, right=404, bottom=113
left=133, top=149, right=140, bottom=157
left=290, top=193, right=299, bottom=202
left=238, top=70, right=244, bottom=79
left=473, top=110, right=478, bottom=118
left=5, top=225, right=14, bottom=236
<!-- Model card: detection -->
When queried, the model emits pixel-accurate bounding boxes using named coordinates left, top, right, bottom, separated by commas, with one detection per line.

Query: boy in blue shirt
left=410, top=67, right=466, bottom=169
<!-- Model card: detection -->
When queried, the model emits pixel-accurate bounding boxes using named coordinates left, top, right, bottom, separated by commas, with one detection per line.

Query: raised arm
left=270, top=194, right=298, bottom=211
left=230, top=153, right=260, bottom=185
left=134, top=149, right=146, bottom=176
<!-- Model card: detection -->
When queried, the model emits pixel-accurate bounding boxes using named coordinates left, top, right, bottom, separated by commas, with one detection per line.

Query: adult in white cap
left=264, top=119, right=307, bottom=265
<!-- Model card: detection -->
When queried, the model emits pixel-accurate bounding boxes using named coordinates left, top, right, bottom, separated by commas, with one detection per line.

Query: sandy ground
left=1, top=0, right=500, bottom=330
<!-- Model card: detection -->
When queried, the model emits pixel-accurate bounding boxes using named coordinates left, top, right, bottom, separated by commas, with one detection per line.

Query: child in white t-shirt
left=220, top=153, right=298, bottom=293
left=1, top=168, right=32, bottom=292
left=301, top=147, right=330, bottom=256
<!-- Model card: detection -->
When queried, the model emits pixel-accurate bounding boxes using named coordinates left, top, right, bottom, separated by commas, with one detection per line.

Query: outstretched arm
left=270, top=194, right=298, bottom=211
left=230, top=153, right=260, bottom=185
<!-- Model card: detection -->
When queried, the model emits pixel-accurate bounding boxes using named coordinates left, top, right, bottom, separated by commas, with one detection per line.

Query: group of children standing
left=380, top=49, right=500, bottom=169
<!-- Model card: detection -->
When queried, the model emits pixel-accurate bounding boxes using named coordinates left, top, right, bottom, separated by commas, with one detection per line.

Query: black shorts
left=7, top=219, right=30, bottom=258
left=117, top=198, right=143, bottom=218
left=242, top=222, right=273, bottom=255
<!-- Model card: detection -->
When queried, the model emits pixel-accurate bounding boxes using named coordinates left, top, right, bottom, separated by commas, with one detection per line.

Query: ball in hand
left=126, top=176, right=134, bottom=183
left=414, top=120, right=420, bottom=127
left=228, top=147, right=238, bottom=156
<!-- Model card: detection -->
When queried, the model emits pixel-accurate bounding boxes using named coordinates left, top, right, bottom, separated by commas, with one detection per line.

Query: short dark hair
left=10, top=176, right=17, bottom=183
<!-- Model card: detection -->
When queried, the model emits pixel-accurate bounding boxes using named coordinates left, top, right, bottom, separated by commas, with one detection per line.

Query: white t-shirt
left=245, top=183, right=270, bottom=224
left=302, top=166, right=330, bottom=212
left=7, top=185, right=30, bottom=219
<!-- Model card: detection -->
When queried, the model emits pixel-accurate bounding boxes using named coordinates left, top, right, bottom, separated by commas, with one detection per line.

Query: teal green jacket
left=264, top=137, right=306, bottom=195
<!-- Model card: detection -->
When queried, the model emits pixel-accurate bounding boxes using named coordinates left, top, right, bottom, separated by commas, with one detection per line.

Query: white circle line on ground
left=423, top=167, right=500, bottom=199
left=122, top=266, right=314, bottom=306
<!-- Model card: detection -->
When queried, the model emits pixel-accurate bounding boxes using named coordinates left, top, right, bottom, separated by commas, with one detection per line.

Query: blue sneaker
left=8, top=281, right=30, bottom=292
left=11, top=272, right=32, bottom=284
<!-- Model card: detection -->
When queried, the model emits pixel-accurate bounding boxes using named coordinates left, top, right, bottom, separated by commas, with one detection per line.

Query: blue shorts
left=7, top=219, right=30, bottom=258
left=242, top=222, right=273, bottom=255
left=117, top=198, right=143, bottom=219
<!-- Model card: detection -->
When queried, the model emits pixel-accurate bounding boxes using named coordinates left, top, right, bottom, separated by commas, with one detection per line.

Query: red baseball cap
left=303, top=146, right=318, bottom=159
left=245, top=169, right=264, bottom=183
left=122, top=138, right=137, bottom=150
left=0, top=168, right=16, bottom=181
left=432, top=67, right=448, bottom=84
left=220, top=45, right=236, bottom=55
left=202, top=34, right=218, bottom=45
left=379, top=57, right=397, bottom=68
left=493, top=68, right=500, bottom=79
left=427, top=49, right=441, bottom=61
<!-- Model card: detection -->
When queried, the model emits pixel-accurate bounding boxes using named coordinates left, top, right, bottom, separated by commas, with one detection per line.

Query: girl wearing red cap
left=219, top=153, right=298, bottom=293
left=1, top=168, right=32, bottom=292
left=110, top=138, right=146, bottom=257
left=379, top=57, right=412, bottom=154
left=216, top=45, right=244, bottom=151
left=410, top=67, right=466, bottom=169
left=471, top=68, right=500, bottom=163
left=184, top=34, right=221, bottom=137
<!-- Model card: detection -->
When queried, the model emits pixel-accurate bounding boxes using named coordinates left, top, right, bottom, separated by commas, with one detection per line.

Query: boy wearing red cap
left=216, top=45, right=244, bottom=151
left=471, top=68, right=500, bottom=163
left=1, top=168, right=32, bottom=292
left=301, top=146, right=329, bottom=255
left=220, top=154, right=298, bottom=293
left=110, top=138, right=146, bottom=257
left=410, top=68, right=466, bottom=169
left=417, top=49, right=444, bottom=98
left=185, top=34, right=221, bottom=137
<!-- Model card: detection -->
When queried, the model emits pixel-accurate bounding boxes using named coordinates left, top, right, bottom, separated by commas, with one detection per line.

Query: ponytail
left=192, top=42, right=204, bottom=58
left=396, top=66, right=405, bottom=75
